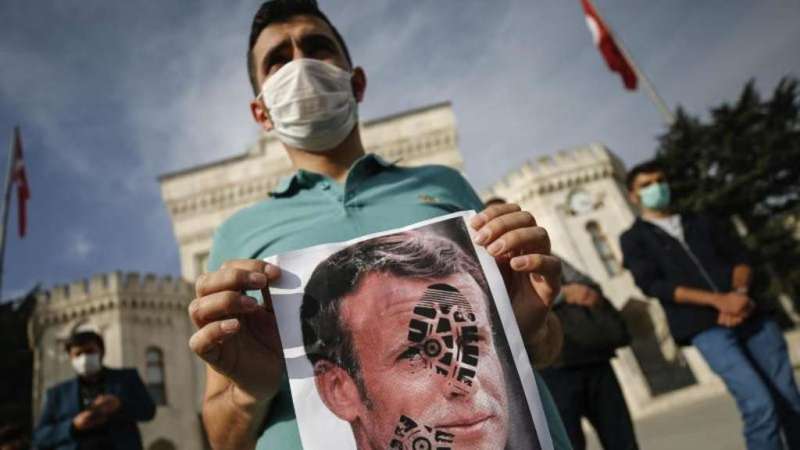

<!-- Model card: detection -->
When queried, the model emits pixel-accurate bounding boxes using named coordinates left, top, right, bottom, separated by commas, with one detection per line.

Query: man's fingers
left=473, top=211, right=537, bottom=247
left=470, top=203, right=522, bottom=229
left=196, top=267, right=270, bottom=298
left=188, top=318, right=241, bottom=363
left=485, top=226, right=550, bottom=257
left=188, top=292, right=261, bottom=328
left=510, top=253, right=561, bottom=276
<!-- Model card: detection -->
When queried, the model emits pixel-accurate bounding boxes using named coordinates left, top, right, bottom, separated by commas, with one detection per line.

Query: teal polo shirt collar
left=270, top=153, right=396, bottom=198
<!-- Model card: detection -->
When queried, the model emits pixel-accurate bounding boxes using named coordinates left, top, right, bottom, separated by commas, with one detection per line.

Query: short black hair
left=65, top=331, right=105, bottom=354
left=625, top=159, right=666, bottom=191
left=300, top=230, right=489, bottom=401
left=247, top=0, right=353, bottom=95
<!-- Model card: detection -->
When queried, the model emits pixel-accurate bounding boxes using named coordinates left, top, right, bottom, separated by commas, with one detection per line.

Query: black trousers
left=540, top=361, right=639, bottom=450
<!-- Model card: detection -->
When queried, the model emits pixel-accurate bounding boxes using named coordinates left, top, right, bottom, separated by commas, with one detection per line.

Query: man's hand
left=189, top=260, right=284, bottom=406
left=562, top=283, right=601, bottom=308
left=717, top=312, right=747, bottom=328
left=715, top=292, right=752, bottom=316
left=91, top=395, right=121, bottom=417
left=72, top=410, right=104, bottom=431
left=470, top=203, right=561, bottom=345
left=715, top=291, right=755, bottom=327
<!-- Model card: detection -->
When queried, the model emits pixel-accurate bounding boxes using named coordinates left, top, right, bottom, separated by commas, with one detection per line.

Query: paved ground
left=585, top=370, right=800, bottom=450
left=585, top=392, right=745, bottom=450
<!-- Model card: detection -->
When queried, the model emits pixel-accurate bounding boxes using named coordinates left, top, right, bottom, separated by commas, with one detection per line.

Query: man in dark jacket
left=33, top=331, right=156, bottom=450
left=620, top=160, right=800, bottom=450
left=540, top=259, right=638, bottom=450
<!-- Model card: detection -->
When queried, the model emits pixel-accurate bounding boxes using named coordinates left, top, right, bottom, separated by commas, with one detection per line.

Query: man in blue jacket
left=620, top=160, right=800, bottom=450
left=33, top=331, right=156, bottom=450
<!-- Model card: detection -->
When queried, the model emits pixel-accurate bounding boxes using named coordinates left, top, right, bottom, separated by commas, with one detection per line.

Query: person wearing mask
left=187, top=1, right=571, bottom=449
left=620, top=160, right=800, bottom=450
left=32, top=331, right=155, bottom=450
left=539, top=259, right=638, bottom=450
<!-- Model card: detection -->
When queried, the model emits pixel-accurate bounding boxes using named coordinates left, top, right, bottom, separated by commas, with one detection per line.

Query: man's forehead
left=341, top=273, right=487, bottom=329
left=634, top=171, right=665, bottom=186
left=71, top=342, right=99, bottom=352
left=252, top=14, right=339, bottom=58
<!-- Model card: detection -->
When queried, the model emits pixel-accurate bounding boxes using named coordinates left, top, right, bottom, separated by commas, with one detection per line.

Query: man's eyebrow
left=261, top=38, right=291, bottom=75
left=298, top=32, right=339, bottom=52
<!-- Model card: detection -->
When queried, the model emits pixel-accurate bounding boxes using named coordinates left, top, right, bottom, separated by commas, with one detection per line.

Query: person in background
left=32, top=331, right=155, bottom=450
left=620, top=160, right=800, bottom=450
left=539, top=258, right=638, bottom=450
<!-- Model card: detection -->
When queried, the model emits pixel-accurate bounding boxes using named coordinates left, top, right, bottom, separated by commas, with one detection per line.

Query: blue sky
left=1, top=0, right=798, bottom=300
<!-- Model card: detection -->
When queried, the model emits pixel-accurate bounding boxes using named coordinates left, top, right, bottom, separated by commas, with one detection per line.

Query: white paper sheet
left=268, top=211, right=553, bottom=450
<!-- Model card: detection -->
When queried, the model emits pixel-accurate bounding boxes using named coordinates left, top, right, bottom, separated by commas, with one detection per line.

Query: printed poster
left=267, top=211, right=554, bottom=450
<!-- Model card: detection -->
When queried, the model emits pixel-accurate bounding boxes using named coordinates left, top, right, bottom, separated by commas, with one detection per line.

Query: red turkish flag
left=581, top=0, right=638, bottom=90
left=11, top=127, right=30, bottom=238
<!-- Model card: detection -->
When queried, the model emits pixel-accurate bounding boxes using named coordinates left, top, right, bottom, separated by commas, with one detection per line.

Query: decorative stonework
left=487, top=143, right=626, bottom=203
left=34, top=272, right=192, bottom=326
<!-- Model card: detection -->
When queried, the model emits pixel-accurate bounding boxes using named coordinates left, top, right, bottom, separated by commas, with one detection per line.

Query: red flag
left=11, top=127, right=30, bottom=238
left=581, top=0, right=638, bottom=90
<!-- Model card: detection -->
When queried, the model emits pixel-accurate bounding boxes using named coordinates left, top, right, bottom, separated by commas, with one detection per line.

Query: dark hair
left=300, top=231, right=488, bottom=398
left=65, top=331, right=105, bottom=354
left=247, top=0, right=353, bottom=95
left=625, top=159, right=666, bottom=191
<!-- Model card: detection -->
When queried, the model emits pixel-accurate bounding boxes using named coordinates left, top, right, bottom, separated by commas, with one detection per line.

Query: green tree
left=656, top=77, right=800, bottom=310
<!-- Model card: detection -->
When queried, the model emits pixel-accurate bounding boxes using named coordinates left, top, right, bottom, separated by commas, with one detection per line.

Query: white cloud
left=68, top=231, right=94, bottom=260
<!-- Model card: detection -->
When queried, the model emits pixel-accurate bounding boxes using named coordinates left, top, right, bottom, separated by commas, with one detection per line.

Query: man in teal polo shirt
left=187, top=1, right=571, bottom=449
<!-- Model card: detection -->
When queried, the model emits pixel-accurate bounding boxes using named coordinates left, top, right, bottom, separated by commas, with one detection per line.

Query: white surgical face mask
left=71, top=352, right=102, bottom=377
left=257, top=58, right=358, bottom=152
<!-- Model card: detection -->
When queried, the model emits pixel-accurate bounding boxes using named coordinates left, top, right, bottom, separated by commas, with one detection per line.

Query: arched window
left=145, top=347, right=167, bottom=405
left=586, top=221, right=622, bottom=277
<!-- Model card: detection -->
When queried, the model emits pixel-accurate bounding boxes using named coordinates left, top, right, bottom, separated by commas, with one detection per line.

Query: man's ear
left=250, top=97, right=274, bottom=132
left=313, top=360, right=364, bottom=422
left=352, top=66, right=367, bottom=103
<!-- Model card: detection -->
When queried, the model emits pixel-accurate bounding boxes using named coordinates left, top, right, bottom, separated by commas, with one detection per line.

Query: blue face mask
left=639, top=182, right=671, bottom=210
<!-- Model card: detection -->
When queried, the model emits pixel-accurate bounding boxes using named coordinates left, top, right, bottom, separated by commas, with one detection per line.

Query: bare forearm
left=732, top=264, right=752, bottom=291
left=674, top=286, right=721, bottom=309
left=202, top=368, right=270, bottom=450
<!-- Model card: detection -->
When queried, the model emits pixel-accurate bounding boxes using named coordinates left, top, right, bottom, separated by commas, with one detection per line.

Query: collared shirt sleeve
left=437, top=166, right=485, bottom=211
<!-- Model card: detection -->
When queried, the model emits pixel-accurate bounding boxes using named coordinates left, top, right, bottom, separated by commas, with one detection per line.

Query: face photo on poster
left=267, top=211, right=554, bottom=450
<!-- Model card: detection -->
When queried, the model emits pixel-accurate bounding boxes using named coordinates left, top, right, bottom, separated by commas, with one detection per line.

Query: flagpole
left=588, top=0, right=676, bottom=125
left=0, top=126, right=18, bottom=301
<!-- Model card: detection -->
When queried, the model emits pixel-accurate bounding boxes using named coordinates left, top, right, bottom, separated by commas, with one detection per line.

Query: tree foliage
left=655, top=77, right=800, bottom=304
